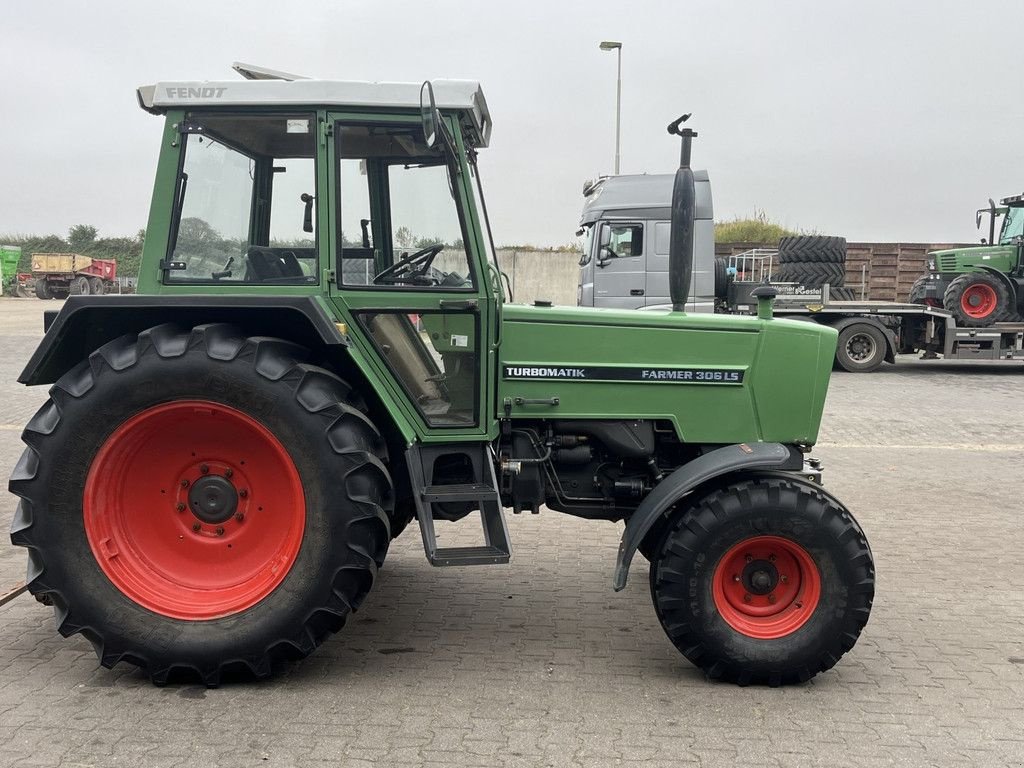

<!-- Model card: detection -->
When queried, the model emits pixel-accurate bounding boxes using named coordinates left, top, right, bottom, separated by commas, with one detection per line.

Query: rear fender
left=18, top=294, right=417, bottom=446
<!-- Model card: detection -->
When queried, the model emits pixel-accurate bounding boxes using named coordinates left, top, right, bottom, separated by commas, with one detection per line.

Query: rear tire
left=775, top=261, right=845, bottom=288
left=88, top=277, right=105, bottom=295
left=649, top=476, right=874, bottom=686
left=776, top=236, right=847, bottom=265
left=34, top=280, right=52, bottom=300
left=713, top=258, right=729, bottom=299
left=69, top=275, right=90, bottom=295
left=943, top=272, right=1014, bottom=326
left=9, top=323, right=393, bottom=685
left=835, top=323, right=887, bottom=372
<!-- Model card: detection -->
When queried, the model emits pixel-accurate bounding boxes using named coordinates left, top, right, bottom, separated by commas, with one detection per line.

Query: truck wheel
left=943, top=272, right=1014, bottom=326
left=69, top=276, right=90, bottom=295
left=649, top=476, right=874, bottom=686
left=776, top=236, right=846, bottom=265
left=88, top=277, right=105, bottom=296
left=9, top=323, right=393, bottom=685
left=34, top=280, right=52, bottom=300
left=834, top=323, right=887, bottom=372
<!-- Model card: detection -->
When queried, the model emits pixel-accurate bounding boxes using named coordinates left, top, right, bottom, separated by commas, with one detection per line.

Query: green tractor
left=911, top=194, right=1024, bottom=326
left=8, top=68, right=874, bottom=687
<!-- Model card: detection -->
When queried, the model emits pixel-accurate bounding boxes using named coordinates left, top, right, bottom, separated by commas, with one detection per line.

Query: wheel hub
left=712, top=535, right=822, bottom=639
left=742, top=560, right=778, bottom=595
left=188, top=475, right=238, bottom=524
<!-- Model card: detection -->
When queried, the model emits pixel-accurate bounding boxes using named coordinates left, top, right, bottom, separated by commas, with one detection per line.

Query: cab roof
left=579, top=172, right=712, bottom=225
left=136, top=78, right=492, bottom=148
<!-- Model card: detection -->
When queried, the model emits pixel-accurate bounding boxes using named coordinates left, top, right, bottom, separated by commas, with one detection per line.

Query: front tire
left=943, top=272, right=1014, bottom=326
left=649, top=476, right=874, bottom=686
left=9, top=323, right=393, bottom=685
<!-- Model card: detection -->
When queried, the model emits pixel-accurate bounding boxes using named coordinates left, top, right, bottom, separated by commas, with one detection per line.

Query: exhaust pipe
left=667, top=114, right=697, bottom=312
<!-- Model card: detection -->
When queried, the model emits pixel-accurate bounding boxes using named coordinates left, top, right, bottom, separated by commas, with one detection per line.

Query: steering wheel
left=374, top=243, right=444, bottom=285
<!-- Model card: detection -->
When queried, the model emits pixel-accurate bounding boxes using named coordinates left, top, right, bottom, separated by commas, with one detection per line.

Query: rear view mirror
left=420, top=81, right=438, bottom=148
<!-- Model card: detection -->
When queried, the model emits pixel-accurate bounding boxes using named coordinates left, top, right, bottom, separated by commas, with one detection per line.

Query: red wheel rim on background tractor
left=83, top=401, right=305, bottom=620
left=960, top=283, right=998, bottom=320
left=711, top=535, right=821, bottom=639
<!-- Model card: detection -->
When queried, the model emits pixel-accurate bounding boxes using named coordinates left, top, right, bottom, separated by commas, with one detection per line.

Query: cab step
left=407, top=443, right=511, bottom=567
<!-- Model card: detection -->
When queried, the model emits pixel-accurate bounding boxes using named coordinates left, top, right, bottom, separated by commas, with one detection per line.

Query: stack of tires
left=774, top=236, right=855, bottom=300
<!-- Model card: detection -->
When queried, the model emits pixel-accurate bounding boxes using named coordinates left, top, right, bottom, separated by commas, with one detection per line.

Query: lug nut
left=733, top=574, right=740, bottom=582
left=768, top=554, right=776, bottom=563
left=192, top=523, right=201, bottom=532
left=175, top=502, right=186, bottom=512
left=743, top=593, right=752, bottom=603
left=200, top=464, right=209, bottom=475
left=180, top=479, right=190, bottom=488
left=215, top=526, right=225, bottom=536
left=234, top=512, right=244, bottom=522
left=745, top=554, right=753, bottom=563
left=768, top=594, right=777, bottom=604
left=239, top=489, right=248, bottom=498
left=224, top=468, right=233, bottom=478
left=780, top=575, right=788, bottom=583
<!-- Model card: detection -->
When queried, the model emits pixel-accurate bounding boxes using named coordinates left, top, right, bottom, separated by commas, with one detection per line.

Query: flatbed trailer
left=727, top=284, right=1024, bottom=372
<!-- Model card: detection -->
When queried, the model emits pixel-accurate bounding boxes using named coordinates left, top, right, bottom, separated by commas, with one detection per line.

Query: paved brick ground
left=0, top=299, right=1022, bottom=767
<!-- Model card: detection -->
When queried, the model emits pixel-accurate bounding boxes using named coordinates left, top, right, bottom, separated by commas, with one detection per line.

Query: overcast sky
left=2, top=0, right=1023, bottom=246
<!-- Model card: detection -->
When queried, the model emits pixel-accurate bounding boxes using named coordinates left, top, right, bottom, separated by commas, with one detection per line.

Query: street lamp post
left=599, top=40, right=622, bottom=175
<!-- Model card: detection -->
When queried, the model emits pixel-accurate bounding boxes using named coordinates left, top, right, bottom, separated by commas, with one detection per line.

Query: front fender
left=612, top=442, right=802, bottom=590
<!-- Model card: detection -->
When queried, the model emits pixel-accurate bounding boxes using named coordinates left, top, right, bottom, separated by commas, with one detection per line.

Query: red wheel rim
left=960, top=283, right=997, bottom=319
left=712, top=535, right=821, bottom=639
left=83, top=401, right=305, bottom=620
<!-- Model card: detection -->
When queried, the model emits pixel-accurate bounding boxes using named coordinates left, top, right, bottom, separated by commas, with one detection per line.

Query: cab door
left=323, top=112, right=495, bottom=440
left=592, top=220, right=647, bottom=309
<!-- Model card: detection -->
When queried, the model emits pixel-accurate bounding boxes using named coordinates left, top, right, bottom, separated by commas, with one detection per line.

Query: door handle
left=514, top=397, right=559, bottom=407
left=630, top=289, right=645, bottom=296
left=439, top=299, right=479, bottom=310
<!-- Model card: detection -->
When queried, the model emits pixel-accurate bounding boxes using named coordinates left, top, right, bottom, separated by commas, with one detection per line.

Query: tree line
left=1, top=225, right=146, bottom=277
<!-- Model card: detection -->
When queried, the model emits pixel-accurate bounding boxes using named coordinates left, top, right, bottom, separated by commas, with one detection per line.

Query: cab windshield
left=999, top=207, right=1024, bottom=244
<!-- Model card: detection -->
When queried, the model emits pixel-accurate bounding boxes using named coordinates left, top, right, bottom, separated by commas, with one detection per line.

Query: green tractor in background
left=911, top=194, right=1024, bottom=326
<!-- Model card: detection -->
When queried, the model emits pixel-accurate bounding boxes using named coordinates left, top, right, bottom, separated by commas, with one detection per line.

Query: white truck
left=576, top=172, right=715, bottom=311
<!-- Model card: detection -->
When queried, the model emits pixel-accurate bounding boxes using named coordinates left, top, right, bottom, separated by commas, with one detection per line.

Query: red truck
left=31, top=253, right=117, bottom=299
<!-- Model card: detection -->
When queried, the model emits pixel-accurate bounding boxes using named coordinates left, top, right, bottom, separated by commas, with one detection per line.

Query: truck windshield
left=999, top=207, right=1024, bottom=244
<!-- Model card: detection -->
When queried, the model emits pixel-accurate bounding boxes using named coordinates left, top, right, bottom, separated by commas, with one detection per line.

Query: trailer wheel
left=9, top=323, right=393, bottom=685
left=69, top=276, right=90, bottom=295
left=88, top=277, right=105, bottom=296
left=834, top=323, right=887, bottom=372
left=649, top=476, right=874, bottom=686
left=34, top=280, right=52, bottom=300
left=943, top=272, right=1014, bottom=327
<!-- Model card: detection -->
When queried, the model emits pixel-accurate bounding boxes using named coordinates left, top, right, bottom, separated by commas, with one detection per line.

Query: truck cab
left=576, top=172, right=714, bottom=310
